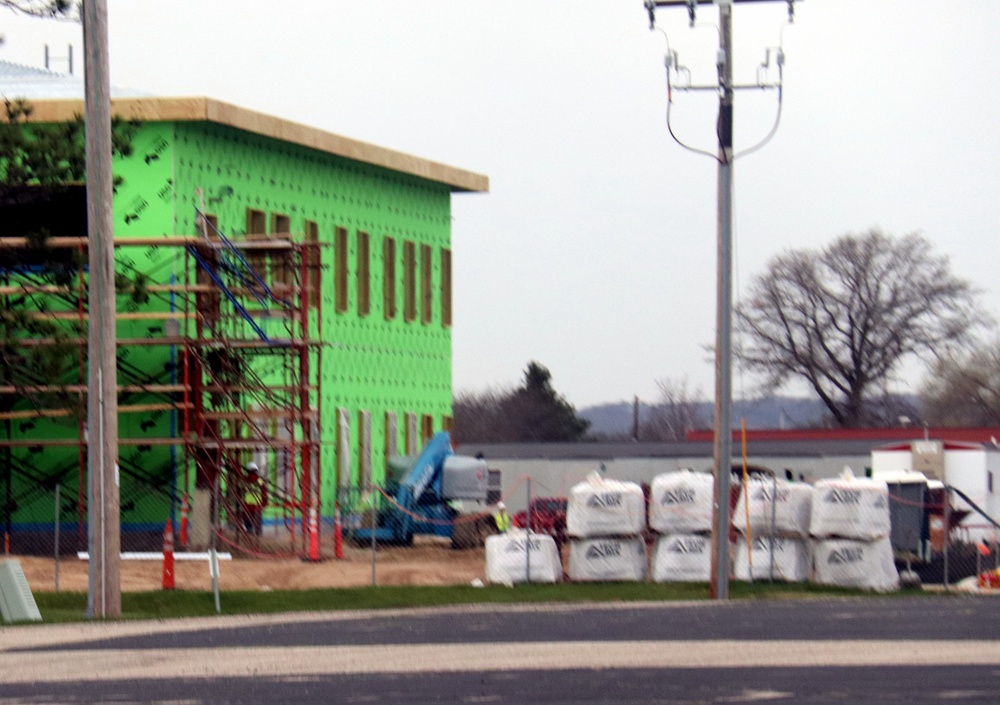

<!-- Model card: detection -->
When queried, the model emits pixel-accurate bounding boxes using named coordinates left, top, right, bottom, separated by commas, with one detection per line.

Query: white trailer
left=871, top=440, right=1000, bottom=541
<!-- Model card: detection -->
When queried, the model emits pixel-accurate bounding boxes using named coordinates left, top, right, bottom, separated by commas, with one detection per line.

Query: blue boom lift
left=352, top=432, right=488, bottom=545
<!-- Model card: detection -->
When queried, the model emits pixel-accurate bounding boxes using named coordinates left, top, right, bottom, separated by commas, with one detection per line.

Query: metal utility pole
left=711, top=0, right=735, bottom=602
left=83, top=0, right=121, bottom=619
left=645, top=0, right=796, bottom=600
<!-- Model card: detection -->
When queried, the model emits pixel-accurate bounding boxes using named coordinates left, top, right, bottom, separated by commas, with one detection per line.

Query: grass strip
left=24, top=581, right=923, bottom=624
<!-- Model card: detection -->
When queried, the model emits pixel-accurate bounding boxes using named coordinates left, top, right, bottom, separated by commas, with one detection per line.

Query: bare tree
left=642, top=376, right=705, bottom=441
left=1, top=1, right=73, bottom=17
left=921, top=341, right=1000, bottom=426
left=736, top=229, right=986, bottom=427
left=0, top=1, right=75, bottom=47
left=452, top=385, right=516, bottom=444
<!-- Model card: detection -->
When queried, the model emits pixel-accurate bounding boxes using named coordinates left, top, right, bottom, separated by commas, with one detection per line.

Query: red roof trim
left=875, top=441, right=984, bottom=452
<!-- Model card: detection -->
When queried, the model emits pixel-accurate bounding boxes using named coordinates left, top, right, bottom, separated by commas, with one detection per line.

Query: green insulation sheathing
left=6, top=117, right=457, bottom=530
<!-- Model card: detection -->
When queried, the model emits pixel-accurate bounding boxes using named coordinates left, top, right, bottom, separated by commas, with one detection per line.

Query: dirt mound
left=12, top=537, right=487, bottom=592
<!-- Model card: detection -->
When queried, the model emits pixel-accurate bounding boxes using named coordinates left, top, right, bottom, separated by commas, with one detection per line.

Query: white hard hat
left=497, top=501, right=505, bottom=510
left=247, top=462, right=259, bottom=472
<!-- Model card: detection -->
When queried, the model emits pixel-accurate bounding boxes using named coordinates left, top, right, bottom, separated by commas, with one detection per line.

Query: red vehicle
left=512, top=497, right=568, bottom=545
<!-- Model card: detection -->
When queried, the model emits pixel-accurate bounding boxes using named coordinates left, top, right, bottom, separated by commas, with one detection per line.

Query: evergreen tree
left=506, top=361, right=590, bottom=442
left=453, top=362, right=589, bottom=443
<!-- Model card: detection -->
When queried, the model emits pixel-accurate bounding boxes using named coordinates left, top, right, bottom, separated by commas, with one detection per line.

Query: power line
left=645, top=0, right=800, bottom=601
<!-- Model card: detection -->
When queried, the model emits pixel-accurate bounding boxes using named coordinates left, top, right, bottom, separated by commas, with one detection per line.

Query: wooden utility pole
left=83, top=0, right=120, bottom=619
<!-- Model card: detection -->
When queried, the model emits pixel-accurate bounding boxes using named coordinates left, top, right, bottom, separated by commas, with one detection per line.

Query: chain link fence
left=4, top=468, right=998, bottom=594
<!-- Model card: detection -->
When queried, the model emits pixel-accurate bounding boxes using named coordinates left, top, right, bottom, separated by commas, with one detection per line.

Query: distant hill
left=580, top=396, right=830, bottom=438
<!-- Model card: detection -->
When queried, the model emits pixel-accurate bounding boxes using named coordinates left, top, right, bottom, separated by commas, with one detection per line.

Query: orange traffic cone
left=334, top=502, right=344, bottom=560
left=305, top=505, right=321, bottom=562
left=162, top=519, right=175, bottom=590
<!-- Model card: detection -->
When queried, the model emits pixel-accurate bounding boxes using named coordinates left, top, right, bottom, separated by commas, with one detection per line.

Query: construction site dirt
left=15, top=537, right=488, bottom=593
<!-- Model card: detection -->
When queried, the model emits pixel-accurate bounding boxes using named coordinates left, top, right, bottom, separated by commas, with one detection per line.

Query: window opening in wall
left=199, top=213, right=219, bottom=240
left=385, top=411, right=398, bottom=458
left=990, top=472, right=994, bottom=493
left=357, top=230, right=371, bottom=317
left=246, top=208, right=267, bottom=274
left=305, top=220, right=320, bottom=308
left=420, top=244, right=432, bottom=325
left=405, top=412, right=417, bottom=454
left=272, top=213, right=291, bottom=235
left=335, top=226, right=348, bottom=314
left=359, top=410, right=372, bottom=489
left=383, top=236, right=397, bottom=320
left=421, top=414, right=434, bottom=445
left=247, top=208, right=266, bottom=235
left=443, top=415, right=453, bottom=435
left=337, top=408, right=351, bottom=488
left=441, top=248, right=452, bottom=328
left=1, top=184, right=86, bottom=240
left=403, top=240, right=416, bottom=322
left=271, top=213, right=292, bottom=287
left=195, top=213, right=222, bottom=327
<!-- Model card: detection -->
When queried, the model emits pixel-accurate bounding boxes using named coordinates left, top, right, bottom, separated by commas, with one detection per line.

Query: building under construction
left=0, top=89, right=487, bottom=556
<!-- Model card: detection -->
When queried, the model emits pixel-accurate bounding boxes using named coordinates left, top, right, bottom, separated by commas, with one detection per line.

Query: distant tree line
left=456, top=229, right=1000, bottom=440
left=452, top=361, right=589, bottom=443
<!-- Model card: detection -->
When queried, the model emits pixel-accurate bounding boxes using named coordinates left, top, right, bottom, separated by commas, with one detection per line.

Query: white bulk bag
left=566, top=472, right=646, bottom=538
left=568, top=536, right=648, bottom=582
left=812, top=537, right=899, bottom=592
left=650, top=533, right=713, bottom=583
left=734, top=479, right=813, bottom=538
left=648, top=470, right=714, bottom=535
left=734, top=536, right=810, bottom=582
left=485, top=530, right=562, bottom=585
left=810, top=474, right=890, bottom=540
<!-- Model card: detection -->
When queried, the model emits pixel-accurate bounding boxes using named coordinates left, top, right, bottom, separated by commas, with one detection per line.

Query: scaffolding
left=0, top=214, right=322, bottom=557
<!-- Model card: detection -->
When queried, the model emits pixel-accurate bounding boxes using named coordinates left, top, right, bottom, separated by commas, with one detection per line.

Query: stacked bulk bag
left=734, top=536, right=810, bottom=582
left=650, top=533, right=712, bottom=582
left=649, top=470, right=714, bottom=582
left=648, top=470, right=714, bottom=534
left=566, top=473, right=646, bottom=538
left=812, top=537, right=898, bottom=591
left=566, top=473, right=647, bottom=582
left=485, top=530, right=562, bottom=585
left=809, top=471, right=899, bottom=591
left=568, top=537, right=648, bottom=582
left=734, top=478, right=812, bottom=538
left=810, top=474, right=891, bottom=540
left=732, top=477, right=812, bottom=583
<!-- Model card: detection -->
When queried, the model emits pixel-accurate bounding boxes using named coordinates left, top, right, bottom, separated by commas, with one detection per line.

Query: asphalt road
left=2, top=597, right=999, bottom=704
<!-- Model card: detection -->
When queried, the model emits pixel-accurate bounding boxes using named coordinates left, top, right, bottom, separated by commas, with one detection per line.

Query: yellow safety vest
left=493, top=510, right=511, bottom=533
left=244, top=477, right=265, bottom=507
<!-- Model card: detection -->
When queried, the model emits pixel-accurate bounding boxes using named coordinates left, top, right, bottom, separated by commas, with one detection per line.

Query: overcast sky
left=2, top=1, right=999, bottom=409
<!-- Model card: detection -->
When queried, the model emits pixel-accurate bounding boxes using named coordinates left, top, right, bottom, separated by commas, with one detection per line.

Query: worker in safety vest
left=493, top=501, right=511, bottom=533
left=243, top=462, right=268, bottom=537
